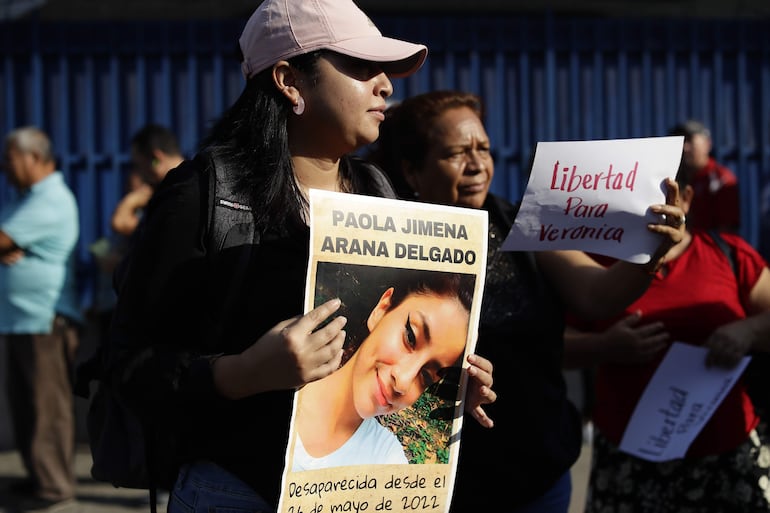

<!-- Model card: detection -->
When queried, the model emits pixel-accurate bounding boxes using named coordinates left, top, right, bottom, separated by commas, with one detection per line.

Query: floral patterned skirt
left=585, top=421, right=770, bottom=513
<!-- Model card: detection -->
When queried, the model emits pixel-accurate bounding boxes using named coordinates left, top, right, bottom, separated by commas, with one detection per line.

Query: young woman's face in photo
left=302, top=53, right=394, bottom=155
left=351, top=290, right=469, bottom=419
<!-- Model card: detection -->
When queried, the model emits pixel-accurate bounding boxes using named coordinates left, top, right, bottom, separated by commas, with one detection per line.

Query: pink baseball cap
left=239, top=0, right=428, bottom=79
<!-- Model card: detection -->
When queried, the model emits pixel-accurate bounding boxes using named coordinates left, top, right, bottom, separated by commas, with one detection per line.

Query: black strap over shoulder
left=707, top=228, right=737, bottom=278
left=706, top=229, right=770, bottom=418
left=200, top=151, right=260, bottom=346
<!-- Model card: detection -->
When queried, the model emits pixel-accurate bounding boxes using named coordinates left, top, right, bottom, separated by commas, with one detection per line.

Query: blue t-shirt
left=0, top=171, right=82, bottom=333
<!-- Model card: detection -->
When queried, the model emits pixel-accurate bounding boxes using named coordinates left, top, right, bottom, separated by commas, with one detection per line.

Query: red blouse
left=592, top=230, right=767, bottom=457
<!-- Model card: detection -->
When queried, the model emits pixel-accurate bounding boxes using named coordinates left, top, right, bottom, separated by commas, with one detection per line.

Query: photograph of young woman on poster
left=290, top=263, right=476, bottom=471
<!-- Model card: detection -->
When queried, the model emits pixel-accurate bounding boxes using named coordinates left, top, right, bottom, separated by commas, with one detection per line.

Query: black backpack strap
left=705, top=229, right=770, bottom=417
left=202, top=150, right=259, bottom=343
left=205, top=151, right=259, bottom=252
left=707, top=229, right=738, bottom=279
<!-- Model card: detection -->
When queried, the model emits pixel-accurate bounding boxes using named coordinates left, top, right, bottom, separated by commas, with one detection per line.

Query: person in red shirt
left=564, top=162, right=770, bottom=512
left=668, top=119, right=770, bottom=438
left=570, top=121, right=741, bottom=434
left=669, top=119, right=739, bottom=233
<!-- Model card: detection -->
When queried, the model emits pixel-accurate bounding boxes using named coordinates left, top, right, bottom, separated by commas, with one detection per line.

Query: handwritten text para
left=539, top=160, right=639, bottom=244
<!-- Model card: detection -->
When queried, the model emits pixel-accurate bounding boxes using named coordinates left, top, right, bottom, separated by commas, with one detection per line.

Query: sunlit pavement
left=0, top=446, right=154, bottom=513
left=0, top=443, right=591, bottom=513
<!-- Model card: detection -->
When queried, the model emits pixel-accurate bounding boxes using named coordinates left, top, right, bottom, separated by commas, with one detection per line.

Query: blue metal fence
left=2, top=14, right=770, bottom=307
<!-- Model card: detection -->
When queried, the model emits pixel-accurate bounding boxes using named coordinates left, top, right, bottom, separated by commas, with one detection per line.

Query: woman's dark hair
left=387, top=268, right=474, bottom=316
left=199, top=50, right=359, bottom=233
left=367, top=90, right=485, bottom=199
left=131, top=123, right=181, bottom=159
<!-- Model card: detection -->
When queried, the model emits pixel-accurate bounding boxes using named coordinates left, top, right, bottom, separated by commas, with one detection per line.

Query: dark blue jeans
left=514, top=470, right=572, bottom=513
left=168, top=461, right=274, bottom=513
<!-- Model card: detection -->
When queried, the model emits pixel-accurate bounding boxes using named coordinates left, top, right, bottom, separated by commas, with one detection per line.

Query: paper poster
left=501, top=136, right=684, bottom=263
left=619, top=342, right=751, bottom=462
left=277, top=190, right=488, bottom=513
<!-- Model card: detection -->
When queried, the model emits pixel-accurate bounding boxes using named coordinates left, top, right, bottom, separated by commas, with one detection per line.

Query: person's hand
left=127, top=183, right=154, bottom=204
left=213, top=298, right=347, bottom=399
left=601, top=311, right=669, bottom=364
left=464, top=353, right=496, bottom=428
left=704, top=320, right=754, bottom=368
left=111, top=184, right=154, bottom=236
left=640, top=177, right=687, bottom=274
left=0, top=248, right=24, bottom=265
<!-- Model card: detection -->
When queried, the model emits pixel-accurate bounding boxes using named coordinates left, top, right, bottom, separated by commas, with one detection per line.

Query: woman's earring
left=293, top=96, right=305, bottom=115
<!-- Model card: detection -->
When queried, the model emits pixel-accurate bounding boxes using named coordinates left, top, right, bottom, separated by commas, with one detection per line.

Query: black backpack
left=74, top=154, right=396, bottom=510
left=74, top=151, right=258, bottom=511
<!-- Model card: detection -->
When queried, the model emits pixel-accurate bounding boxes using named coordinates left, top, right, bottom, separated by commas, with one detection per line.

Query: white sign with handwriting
left=501, top=136, right=684, bottom=263
left=619, top=342, right=751, bottom=462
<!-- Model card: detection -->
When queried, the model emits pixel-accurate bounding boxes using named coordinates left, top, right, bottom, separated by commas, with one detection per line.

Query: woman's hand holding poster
left=501, top=136, right=684, bottom=263
left=277, top=190, right=488, bottom=513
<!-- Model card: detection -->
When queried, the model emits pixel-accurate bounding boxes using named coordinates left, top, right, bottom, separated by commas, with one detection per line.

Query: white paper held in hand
left=501, top=136, right=684, bottom=264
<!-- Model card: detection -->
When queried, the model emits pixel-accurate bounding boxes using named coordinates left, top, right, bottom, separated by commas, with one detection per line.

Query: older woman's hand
left=704, top=320, right=756, bottom=369
left=464, top=353, right=496, bottom=428
left=641, top=177, right=687, bottom=274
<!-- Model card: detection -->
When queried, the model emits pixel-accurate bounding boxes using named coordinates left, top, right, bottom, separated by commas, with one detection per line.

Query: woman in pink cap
left=105, top=1, right=495, bottom=512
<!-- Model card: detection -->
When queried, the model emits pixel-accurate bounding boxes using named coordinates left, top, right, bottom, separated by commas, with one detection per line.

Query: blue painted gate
left=1, top=14, right=769, bottom=306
